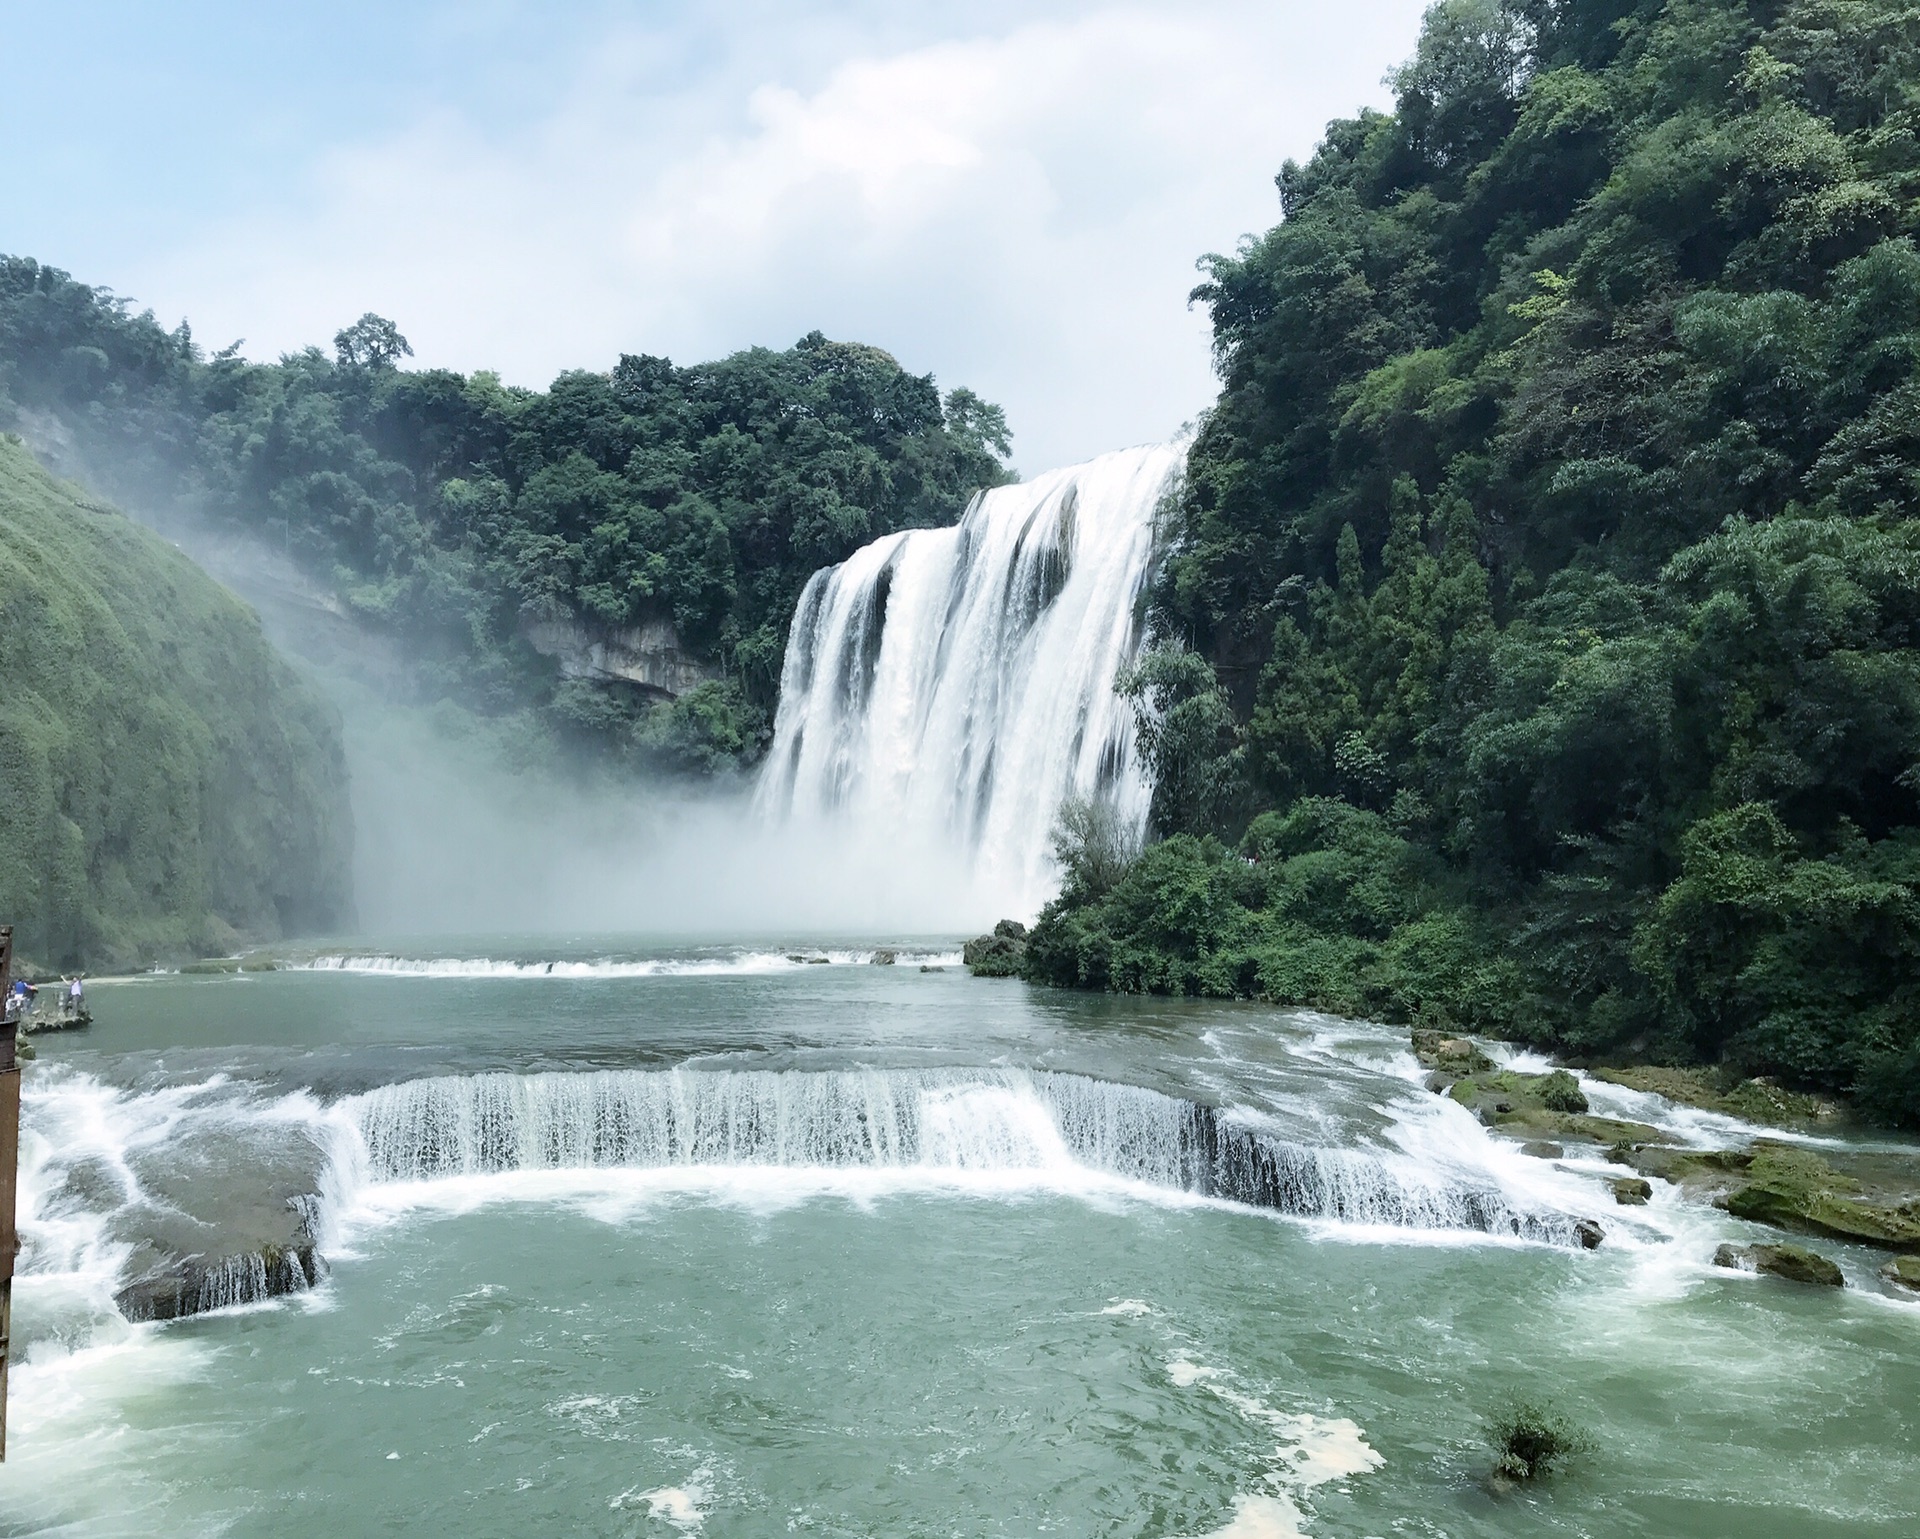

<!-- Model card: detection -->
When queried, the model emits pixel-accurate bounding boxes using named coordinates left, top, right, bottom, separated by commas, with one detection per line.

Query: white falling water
left=340, top=1068, right=1589, bottom=1244
left=757, top=443, right=1184, bottom=912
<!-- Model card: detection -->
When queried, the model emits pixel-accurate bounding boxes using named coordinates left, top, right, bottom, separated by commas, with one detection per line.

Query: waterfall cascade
left=345, top=1068, right=1589, bottom=1245
left=757, top=444, right=1183, bottom=911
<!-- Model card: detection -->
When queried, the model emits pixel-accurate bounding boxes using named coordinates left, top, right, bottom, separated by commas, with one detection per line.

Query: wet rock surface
left=1589, top=1065, right=1842, bottom=1130
left=72, top=1107, right=335, bottom=1323
left=1438, top=1068, right=1663, bottom=1149
left=1881, top=1255, right=1920, bottom=1292
left=1715, top=1241, right=1846, bottom=1287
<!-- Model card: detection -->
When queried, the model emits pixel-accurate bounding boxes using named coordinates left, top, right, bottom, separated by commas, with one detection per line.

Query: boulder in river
left=870, top=950, right=897, bottom=966
left=1610, top=1177, right=1653, bottom=1206
left=1752, top=1243, right=1846, bottom=1287
left=1715, top=1241, right=1845, bottom=1287
left=1410, top=1030, right=1494, bottom=1077
left=1520, top=1141, right=1564, bottom=1160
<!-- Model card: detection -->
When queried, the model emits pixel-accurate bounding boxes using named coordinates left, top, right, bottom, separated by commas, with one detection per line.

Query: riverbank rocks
left=1722, top=1144, right=1920, bottom=1251
left=1590, top=1065, right=1840, bottom=1129
left=964, top=921, right=1029, bottom=978
left=1715, top=1241, right=1845, bottom=1287
left=1610, top=1178, right=1653, bottom=1206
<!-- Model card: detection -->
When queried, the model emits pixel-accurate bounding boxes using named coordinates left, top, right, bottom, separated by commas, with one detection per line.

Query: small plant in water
left=1488, top=1401, right=1588, bottom=1482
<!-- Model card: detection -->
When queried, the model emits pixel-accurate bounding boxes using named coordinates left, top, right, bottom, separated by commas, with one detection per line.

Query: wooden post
left=0, top=924, right=18, bottom=1460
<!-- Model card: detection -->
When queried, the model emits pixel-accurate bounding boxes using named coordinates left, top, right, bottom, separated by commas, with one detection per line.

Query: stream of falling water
left=757, top=444, right=1180, bottom=911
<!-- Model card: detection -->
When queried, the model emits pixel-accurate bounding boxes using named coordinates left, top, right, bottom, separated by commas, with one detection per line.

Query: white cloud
left=138, top=1, right=1428, bottom=472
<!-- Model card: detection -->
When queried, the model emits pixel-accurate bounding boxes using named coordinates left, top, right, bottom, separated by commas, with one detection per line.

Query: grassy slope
left=0, top=435, right=351, bottom=969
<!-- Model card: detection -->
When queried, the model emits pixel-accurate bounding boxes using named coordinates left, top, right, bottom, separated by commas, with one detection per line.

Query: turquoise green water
left=3, top=940, right=1916, bottom=1536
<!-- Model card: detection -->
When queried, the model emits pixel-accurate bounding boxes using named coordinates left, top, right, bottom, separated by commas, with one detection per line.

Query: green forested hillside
left=0, top=276, right=1012, bottom=770
left=1032, top=0, right=1920, bottom=1123
left=0, top=437, right=352, bottom=969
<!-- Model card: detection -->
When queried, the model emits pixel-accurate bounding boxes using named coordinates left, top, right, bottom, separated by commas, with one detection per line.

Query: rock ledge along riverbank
left=1413, top=1029, right=1920, bottom=1291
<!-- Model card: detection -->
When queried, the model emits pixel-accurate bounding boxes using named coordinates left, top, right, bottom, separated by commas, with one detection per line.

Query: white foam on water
left=294, top=950, right=960, bottom=979
left=1186, top=1492, right=1310, bottom=1539
left=330, top=1161, right=1205, bottom=1236
left=1273, top=1415, right=1385, bottom=1488
left=613, top=1470, right=711, bottom=1529
left=1167, top=1354, right=1384, bottom=1539
left=1100, top=1298, right=1152, bottom=1317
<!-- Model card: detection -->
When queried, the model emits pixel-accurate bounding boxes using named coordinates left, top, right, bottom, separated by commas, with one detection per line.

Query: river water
left=2, top=937, right=1915, bottom=1536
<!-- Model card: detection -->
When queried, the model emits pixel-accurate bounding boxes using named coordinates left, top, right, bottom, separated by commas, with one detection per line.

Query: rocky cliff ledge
left=522, top=617, right=720, bottom=700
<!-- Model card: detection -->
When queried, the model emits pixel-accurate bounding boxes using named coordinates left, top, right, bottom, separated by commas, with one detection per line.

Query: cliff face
left=0, top=436, right=352, bottom=969
left=521, top=616, right=720, bottom=700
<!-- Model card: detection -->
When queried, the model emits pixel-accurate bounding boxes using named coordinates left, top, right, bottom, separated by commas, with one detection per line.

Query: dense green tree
left=1031, top=0, right=1920, bottom=1122
left=0, top=438, right=352, bottom=968
left=0, top=267, right=1013, bottom=769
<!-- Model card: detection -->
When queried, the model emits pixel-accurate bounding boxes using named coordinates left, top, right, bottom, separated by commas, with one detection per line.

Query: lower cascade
left=342, top=1068, right=1591, bottom=1247
left=756, top=444, right=1183, bottom=910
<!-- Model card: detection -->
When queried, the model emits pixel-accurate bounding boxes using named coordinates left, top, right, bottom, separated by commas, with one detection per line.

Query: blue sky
left=4, top=1, right=1429, bottom=471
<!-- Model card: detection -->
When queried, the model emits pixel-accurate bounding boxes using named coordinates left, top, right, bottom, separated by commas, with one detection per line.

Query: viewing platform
left=1, top=987, right=91, bottom=1033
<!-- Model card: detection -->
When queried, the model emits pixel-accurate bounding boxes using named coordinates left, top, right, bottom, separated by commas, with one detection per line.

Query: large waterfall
left=757, top=444, right=1183, bottom=910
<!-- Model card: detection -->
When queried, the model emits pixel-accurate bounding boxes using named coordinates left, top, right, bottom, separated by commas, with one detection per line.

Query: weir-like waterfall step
left=346, top=1068, right=1599, bottom=1249
left=38, top=1065, right=1603, bottom=1330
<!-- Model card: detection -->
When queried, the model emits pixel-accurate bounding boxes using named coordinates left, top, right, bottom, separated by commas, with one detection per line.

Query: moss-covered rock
left=1610, top=1177, right=1653, bottom=1206
left=1537, top=1069, right=1589, bottom=1114
left=1714, top=1241, right=1845, bottom=1286
left=1626, top=1146, right=1753, bottom=1188
left=0, top=438, right=352, bottom=969
left=1723, top=1145, right=1920, bottom=1251
left=1411, top=1030, right=1495, bottom=1076
left=1752, top=1243, right=1846, bottom=1288
left=1881, top=1255, right=1920, bottom=1293
left=1589, top=1066, right=1840, bottom=1129
left=1447, top=1071, right=1661, bottom=1146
